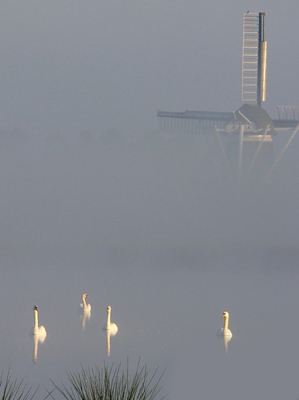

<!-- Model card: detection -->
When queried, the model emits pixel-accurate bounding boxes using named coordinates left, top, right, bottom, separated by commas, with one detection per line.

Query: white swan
left=217, top=311, right=232, bottom=337
left=103, top=306, right=118, bottom=335
left=79, top=293, right=91, bottom=312
left=30, top=305, right=47, bottom=336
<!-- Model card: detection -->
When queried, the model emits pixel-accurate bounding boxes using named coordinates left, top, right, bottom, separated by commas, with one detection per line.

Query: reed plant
left=0, top=369, right=38, bottom=400
left=51, top=360, right=166, bottom=400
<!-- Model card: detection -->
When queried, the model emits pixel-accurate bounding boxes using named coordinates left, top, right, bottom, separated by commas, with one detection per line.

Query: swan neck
left=34, top=310, right=39, bottom=331
left=106, top=309, right=111, bottom=328
left=223, top=314, right=229, bottom=331
left=82, top=295, right=87, bottom=310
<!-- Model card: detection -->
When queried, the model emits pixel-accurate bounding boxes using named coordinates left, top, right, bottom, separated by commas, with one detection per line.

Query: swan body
left=217, top=311, right=232, bottom=337
left=30, top=305, right=47, bottom=336
left=79, top=293, right=91, bottom=312
left=103, top=306, right=118, bottom=335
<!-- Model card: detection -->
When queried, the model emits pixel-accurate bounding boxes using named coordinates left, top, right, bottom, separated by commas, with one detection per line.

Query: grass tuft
left=0, top=369, right=39, bottom=400
left=50, top=359, right=166, bottom=400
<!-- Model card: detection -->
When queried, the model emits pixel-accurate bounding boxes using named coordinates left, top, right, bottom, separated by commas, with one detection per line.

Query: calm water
left=1, top=131, right=299, bottom=399
left=1, top=245, right=299, bottom=399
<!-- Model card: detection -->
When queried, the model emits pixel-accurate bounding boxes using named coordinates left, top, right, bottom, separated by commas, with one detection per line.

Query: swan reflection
left=32, top=332, right=46, bottom=363
left=106, top=330, right=112, bottom=356
left=29, top=305, right=47, bottom=363
left=80, top=309, right=91, bottom=330
left=102, top=306, right=118, bottom=356
left=222, top=335, right=232, bottom=353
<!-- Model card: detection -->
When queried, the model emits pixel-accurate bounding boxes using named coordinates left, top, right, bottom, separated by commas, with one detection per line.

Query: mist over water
left=1, top=129, right=299, bottom=399
left=1, top=128, right=298, bottom=252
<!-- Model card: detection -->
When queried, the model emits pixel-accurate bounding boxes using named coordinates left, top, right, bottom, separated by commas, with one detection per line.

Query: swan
left=30, top=305, right=47, bottom=336
left=103, top=306, right=118, bottom=335
left=79, top=293, right=91, bottom=312
left=217, top=311, right=232, bottom=337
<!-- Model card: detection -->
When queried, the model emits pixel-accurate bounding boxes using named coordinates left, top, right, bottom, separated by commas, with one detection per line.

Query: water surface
left=1, top=245, right=299, bottom=399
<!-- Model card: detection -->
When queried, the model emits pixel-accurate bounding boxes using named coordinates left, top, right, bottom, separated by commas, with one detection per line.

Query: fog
left=1, top=1, right=299, bottom=134
left=1, top=126, right=299, bottom=399
left=1, top=0, right=298, bottom=251
left=1, top=128, right=299, bottom=255
left=1, top=1, right=299, bottom=399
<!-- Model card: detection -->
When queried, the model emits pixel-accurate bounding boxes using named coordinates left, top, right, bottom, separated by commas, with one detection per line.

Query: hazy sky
left=1, top=1, right=299, bottom=252
left=1, top=1, right=298, bottom=134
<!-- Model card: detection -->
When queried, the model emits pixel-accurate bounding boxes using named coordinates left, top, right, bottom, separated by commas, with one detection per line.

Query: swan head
left=33, top=305, right=39, bottom=312
left=82, top=293, right=89, bottom=299
left=107, top=306, right=111, bottom=313
left=221, top=311, right=229, bottom=318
